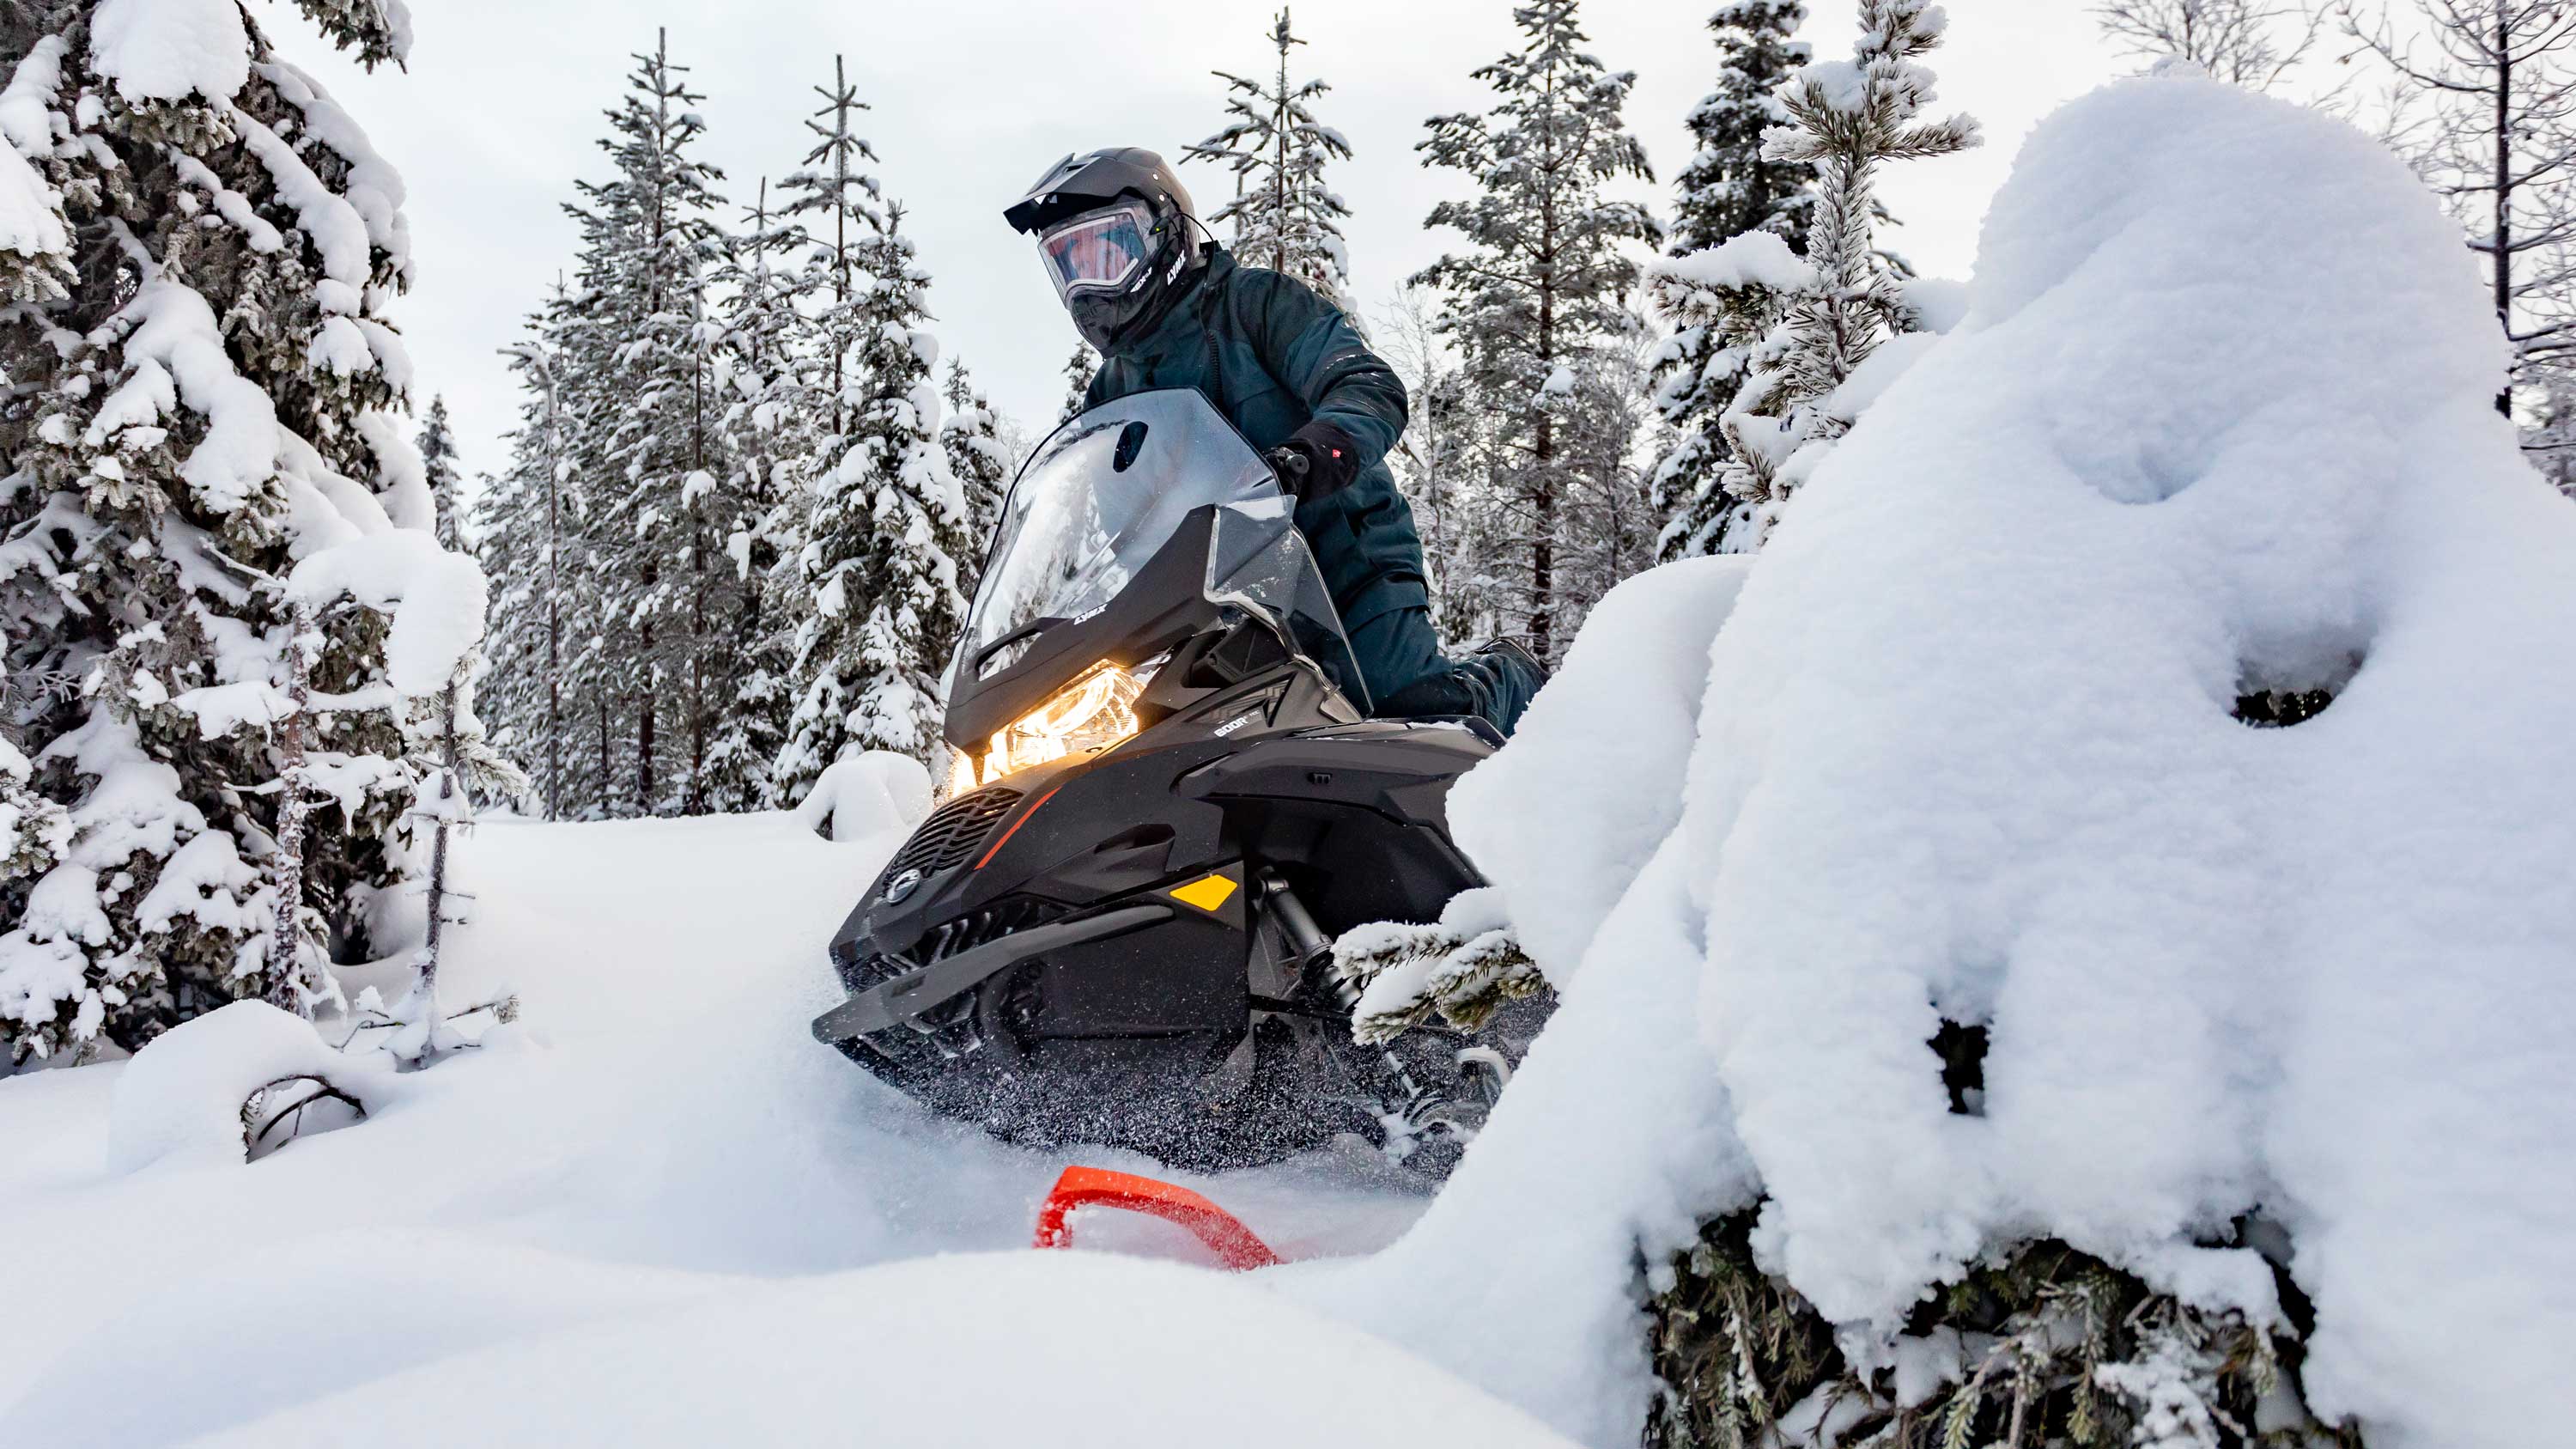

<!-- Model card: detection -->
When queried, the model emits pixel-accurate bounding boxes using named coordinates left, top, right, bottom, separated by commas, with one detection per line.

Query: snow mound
left=1315, top=75, right=2576, bottom=1448
left=88, top=0, right=249, bottom=105
left=287, top=531, right=488, bottom=694
left=793, top=750, right=933, bottom=842
left=186, top=1251, right=1576, bottom=1449
left=107, top=1001, right=380, bottom=1172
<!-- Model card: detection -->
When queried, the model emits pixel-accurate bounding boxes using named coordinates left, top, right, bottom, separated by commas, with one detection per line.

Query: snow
left=118, top=280, right=279, bottom=514
left=288, top=532, right=489, bottom=695
left=0, top=811, right=1452, bottom=1440
left=0, top=35, right=66, bottom=154
left=791, top=749, right=930, bottom=842
left=1305, top=74, right=2576, bottom=1449
left=87, top=0, right=250, bottom=105
left=1650, top=228, right=1817, bottom=295
left=106, top=1001, right=376, bottom=1172
left=177, top=1253, right=1575, bottom=1449
left=0, top=116, right=67, bottom=263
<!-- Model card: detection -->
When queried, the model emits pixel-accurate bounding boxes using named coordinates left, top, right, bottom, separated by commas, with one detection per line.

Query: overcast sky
left=273, top=0, right=2136, bottom=484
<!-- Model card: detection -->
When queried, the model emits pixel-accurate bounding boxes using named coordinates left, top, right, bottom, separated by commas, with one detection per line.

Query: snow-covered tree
left=775, top=206, right=971, bottom=803
left=1650, top=2, right=1818, bottom=561
left=702, top=177, right=814, bottom=814
left=1650, top=0, right=1978, bottom=553
left=1415, top=0, right=1661, bottom=661
left=939, top=356, right=1009, bottom=593
left=417, top=395, right=464, bottom=552
left=558, top=31, right=731, bottom=816
left=1059, top=343, right=1097, bottom=423
left=0, top=3, right=465, bottom=1062
left=1182, top=8, right=1358, bottom=307
left=2096, top=0, right=2327, bottom=90
left=781, top=54, right=880, bottom=443
left=1374, top=283, right=1480, bottom=633
left=479, top=291, right=580, bottom=818
left=2342, top=0, right=2576, bottom=417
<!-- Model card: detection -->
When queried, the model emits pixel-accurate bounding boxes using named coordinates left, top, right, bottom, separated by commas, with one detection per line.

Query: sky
left=270, top=0, right=2137, bottom=484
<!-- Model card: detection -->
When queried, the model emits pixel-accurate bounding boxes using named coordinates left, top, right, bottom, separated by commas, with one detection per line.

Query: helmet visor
left=1037, top=202, right=1155, bottom=300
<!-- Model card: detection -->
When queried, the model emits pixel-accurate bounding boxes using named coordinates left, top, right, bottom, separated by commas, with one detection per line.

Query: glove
left=1263, top=421, right=1363, bottom=506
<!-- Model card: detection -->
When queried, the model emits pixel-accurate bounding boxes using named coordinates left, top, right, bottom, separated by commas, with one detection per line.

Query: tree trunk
left=2495, top=2, right=2517, bottom=417
left=266, top=601, right=317, bottom=1016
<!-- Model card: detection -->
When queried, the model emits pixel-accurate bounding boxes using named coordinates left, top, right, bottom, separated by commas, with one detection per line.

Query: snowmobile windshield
left=963, top=390, right=1365, bottom=706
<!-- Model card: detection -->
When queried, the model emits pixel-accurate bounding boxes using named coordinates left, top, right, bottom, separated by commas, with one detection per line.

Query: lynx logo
left=881, top=867, right=925, bottom=904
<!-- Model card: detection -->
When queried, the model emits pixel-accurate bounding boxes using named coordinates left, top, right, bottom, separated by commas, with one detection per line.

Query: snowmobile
left=811, top=389, right=1542, bottom=1172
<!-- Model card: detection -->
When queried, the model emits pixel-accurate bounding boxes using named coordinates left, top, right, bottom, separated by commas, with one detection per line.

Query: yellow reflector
left=1168, top=874, right=1238, bottom=912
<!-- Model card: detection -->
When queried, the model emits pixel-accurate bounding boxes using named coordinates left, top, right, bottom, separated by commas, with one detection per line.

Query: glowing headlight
left=968, top=661, right=1150, bottom=787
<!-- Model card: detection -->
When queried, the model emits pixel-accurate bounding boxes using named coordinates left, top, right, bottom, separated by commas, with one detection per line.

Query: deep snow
left=1299, top=73, right=2576, bottom=1449
left=0, top=809, right=1467, bottom=1446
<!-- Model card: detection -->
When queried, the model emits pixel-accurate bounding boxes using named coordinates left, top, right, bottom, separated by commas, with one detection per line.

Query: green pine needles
left=1645, top=1216, right=2364, bottom=1449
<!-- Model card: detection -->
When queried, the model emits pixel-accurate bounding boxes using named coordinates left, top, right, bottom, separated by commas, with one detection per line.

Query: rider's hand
left=1264, top=421, right=1363, bottom=506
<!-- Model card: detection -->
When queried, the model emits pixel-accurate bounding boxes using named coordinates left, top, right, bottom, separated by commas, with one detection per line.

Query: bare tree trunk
left=417, top=672, right=464, bottom=993
left=2497, top=0, right=2518, bottom=417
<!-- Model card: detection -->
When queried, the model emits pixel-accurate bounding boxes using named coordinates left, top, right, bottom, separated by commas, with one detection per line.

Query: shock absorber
left=1255, top=867, right=1345, bottom=1002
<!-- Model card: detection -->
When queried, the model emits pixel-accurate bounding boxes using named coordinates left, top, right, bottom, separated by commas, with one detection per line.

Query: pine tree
left=702, top=178, right=815, bottom=813
left=1415, top=0, right=1661, bottom=661
left=417, top=395, right=465, bottom=551
left=1650, top=2, right=1818, bottom=561
left=482, top=289, right=581, bottom=818
left=0, top=3, right=461, bottom=1062
left=781, top=55, right=881, bottom=445
left=558, top=31, right=731, bottom=816
left=1060, top=343, right=1097, bottom=423
left=1183, top=9, right=1358, bottom=307
left=939, top=357, right=1010, bottom=595
left=1651, top=0, right=1978, bottom=553
left=775, top=206, right=971, bottom=803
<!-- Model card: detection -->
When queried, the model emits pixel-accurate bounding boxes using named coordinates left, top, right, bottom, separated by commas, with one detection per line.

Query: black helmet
left=1005, top=148, right=1203, bottom=351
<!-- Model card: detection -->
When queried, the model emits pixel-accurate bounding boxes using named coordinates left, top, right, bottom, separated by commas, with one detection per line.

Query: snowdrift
left=1306, top=74, right=2576, bottom=1447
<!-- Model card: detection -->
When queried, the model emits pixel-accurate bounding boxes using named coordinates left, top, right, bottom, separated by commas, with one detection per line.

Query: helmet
left=1005, top=148, right=1202, bottom=351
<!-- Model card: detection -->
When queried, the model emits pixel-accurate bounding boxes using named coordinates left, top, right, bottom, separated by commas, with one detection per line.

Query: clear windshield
left=961, top=390, right=1365, bottom=706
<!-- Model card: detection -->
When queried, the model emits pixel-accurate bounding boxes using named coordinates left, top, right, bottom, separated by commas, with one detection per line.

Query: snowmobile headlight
left=976, top=660, right=1151, bottom=784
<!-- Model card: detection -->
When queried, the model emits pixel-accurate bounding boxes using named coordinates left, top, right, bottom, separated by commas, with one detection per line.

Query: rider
left=1005, top=147, right=1545, bottom=736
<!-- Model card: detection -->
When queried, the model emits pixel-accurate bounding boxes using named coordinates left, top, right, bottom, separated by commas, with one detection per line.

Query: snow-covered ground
left=9, top=71, right=2573, bottom=1449
left=0, top=809, right=1528, bottom=1446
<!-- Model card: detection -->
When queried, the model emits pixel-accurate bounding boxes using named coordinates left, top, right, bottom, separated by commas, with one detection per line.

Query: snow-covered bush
left=1308, top=74, right=2576, bottom=1449
left=107, top=999, right=384, bottom=1172
left=791, top=750, right=929, bottom=844
left=0, top=4, right=477, bottom=1063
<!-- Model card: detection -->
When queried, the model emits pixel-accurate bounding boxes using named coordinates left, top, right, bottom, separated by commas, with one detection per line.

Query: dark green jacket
left=1084, top=247, right=1426, bottom=630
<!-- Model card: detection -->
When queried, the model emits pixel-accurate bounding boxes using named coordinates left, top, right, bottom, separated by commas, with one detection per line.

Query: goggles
left=1036, top=200, right=1157, bottom=300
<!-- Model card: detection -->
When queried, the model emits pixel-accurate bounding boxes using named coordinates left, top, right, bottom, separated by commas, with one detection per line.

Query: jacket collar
left=1109, top=245, right=1232, bottom=359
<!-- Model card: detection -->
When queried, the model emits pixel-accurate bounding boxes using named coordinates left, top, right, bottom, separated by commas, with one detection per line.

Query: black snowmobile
left=811, top=389, right=1540, bottom=1172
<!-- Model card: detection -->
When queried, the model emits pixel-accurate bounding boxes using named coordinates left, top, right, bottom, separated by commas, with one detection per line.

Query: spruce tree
left=775, top=206, right=971, bottom=803
left=482, top=289, right=581, bottom=818
left=1183, top=8, right=1358, bottom=307
left=1415, top=0, right=1661, bottom=661
left=559, top=31, right=730, bottom=816
left=939, top=357, right=1010, bottom=595
left=1651, top=2, right=1818, bottom=561
left=1060, top=344, right=1097, bottom=423
left=702, top=178, right=814, bottom=813
left=1651, top=0, right=1978, bottom=552
left=0, top=3, right=459, bottom=1061
left=417, top=395, right=465, bottom=551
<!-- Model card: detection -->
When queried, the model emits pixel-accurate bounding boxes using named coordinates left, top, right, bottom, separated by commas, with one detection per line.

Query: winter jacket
left=1084, top=247, right=1427, bottom=632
